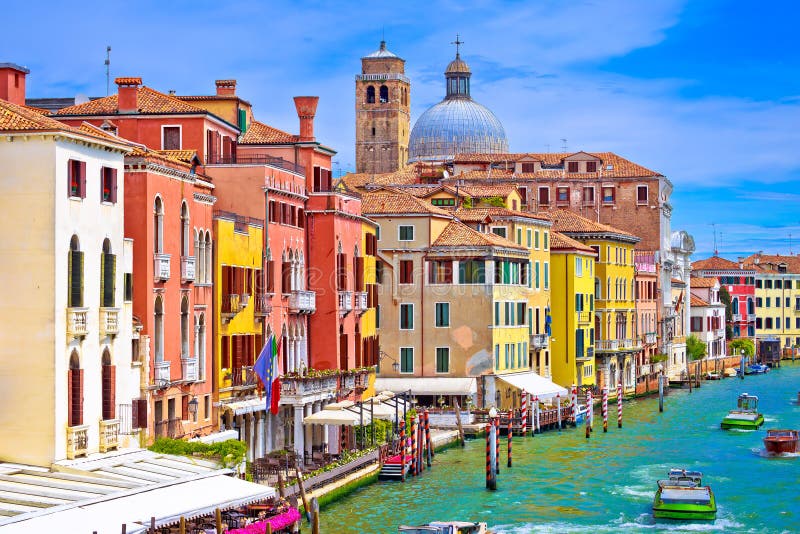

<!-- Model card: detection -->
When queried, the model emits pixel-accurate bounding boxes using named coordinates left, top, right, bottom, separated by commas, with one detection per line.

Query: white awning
left=496, top=371, right=568, bottom=400
left=219, top=397, right=266, bottom=415
left=374, top=377, right=477, bottom=396
left=304, top=408, right=371, bottom=426
left=0, top=473, right=275, bottom=533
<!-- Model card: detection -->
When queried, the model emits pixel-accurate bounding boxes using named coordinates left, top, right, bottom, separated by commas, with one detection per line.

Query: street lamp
left=188, top=396, right=199, bottom=421
left=378, top=350, right=400, bottom=373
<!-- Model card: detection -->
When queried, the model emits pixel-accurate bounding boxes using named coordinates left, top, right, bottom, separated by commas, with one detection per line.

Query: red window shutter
left=355, top=257, right=364, bottom=291
left=222, top=336, right=230, bottom=369
left=282, top=262, right=291, bottom=293
left=313, top=167, right=321, bottom=191
left=110, top=169, right=118, bottom=203
left=132, top=398, right=148, bottom=429
left=182, top=395, right=189, bottom=420
left=68, top=160, right=74, bottom=197
left=68, top=369, right=74, bottom=427
left=77, top=369, right=84, bottom=426
left=102, top=364, right=116, bottom=420
left=266, top=261, right=274, bottom=293
left=79, top=161, right=87, bottom=198
left=131, top=397, right=138, bottom=429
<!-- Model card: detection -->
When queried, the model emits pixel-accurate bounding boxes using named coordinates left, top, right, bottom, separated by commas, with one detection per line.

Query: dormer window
left=586, top=161, right=597, bottom=172
left=567, top=161, right=579, bottom=173
left=521, top=162, right=536, bottom=173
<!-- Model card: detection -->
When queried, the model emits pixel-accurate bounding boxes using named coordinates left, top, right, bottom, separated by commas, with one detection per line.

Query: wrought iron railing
left=231, top=366, right=258, bottom=388
left=154, top=418, right=184, bottom=439
left=206, top=154, right=305, bottom=175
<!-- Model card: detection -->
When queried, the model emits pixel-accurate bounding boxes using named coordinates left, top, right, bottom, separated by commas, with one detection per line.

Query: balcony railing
left=289, top=290, right=316, bottom=314
left=154, top=418, right=184, bottom=439
left=181, top=358, right=198, bottom=382
left=99, top=307, right=119, bottom=337
left=206, top=153, right=306, bottom=175
left=643, top=332, right=657, bottom=345
left=66, top=425, right=89, bottom=459
left=67, top=307, right=89, bottom=338
left=154, top=360, right=171, bottom=386
left=595, top=339, right=619, bottom=351
left=99, top=419, right=120, bottom=453
left=355, top=72, right=410, bottom=84
left=222, top=294, right=241, bottom=316
left=338, top=290, right=353, bottom=315
left=530, top=333, right=548, bottom=349
left=620, top=338, right=637, bottom=349
left=354, top=291, right=369, bottom=314
left=281, top=375, right=338, bottom=398
left=576, top=347, right=594, bottom=361
left=154, top=253, right=171, bottom=281
left=577, top=311, right=591, bottom=324
left=231, top=366, right=258, bottom=388
left=732, top=314, right=742, bottom=322
left=239, top=292, right=251, bottom=309
left=181, top=255, right=196, bottom=282
left=254, top=293, right=272, bottom=317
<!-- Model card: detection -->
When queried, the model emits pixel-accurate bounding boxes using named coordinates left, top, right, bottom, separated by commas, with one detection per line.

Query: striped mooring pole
left=410, top=417, right=417, bottom=476
left=534, top=396, right=540, bottom=434
left=587, top=389, right=593, bottom=431
left=585, top=389, right=591, bottom=438
left=617, top=382, right=623, bottom=428
left=507, top=417, right=512, bottom=468
left=494, top=416, right=501, bottom=475
left=556, top=393, right=562, bottom=431
left=602, top=387, right=608, bottom=433
left=486, top=423, right=497, bottom=490
left=399, top=420, right=406, bottom=482
left=520, top=390, right=528, bottom=437
left=425, top=409, right=432, bottom=468
left=570, top=385, right=577, bottom=426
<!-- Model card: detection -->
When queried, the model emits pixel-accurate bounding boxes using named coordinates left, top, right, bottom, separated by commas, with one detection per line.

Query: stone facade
left=355, top=42, right=410, bottom=174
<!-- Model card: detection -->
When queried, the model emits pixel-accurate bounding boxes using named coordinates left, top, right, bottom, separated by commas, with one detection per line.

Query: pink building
left=692, top=255, right=756, bottom=338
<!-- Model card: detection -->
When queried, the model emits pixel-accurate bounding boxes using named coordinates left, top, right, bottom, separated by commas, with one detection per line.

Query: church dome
left=409, top=47, right=508, bottom=163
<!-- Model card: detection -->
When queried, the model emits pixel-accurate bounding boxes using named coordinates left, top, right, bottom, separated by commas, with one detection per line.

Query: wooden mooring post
left=486, top=423, right=496, bottom=490
left=453, top=399, right=466, bottom=447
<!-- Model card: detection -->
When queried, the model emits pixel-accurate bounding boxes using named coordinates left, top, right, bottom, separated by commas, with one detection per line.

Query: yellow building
left=549, top=209, right=640, bottom=393
left=549, top=232, right=597, bottom=388
left=359, top=219, right=379, bottom=399
left=748, top=254, right=800, bottom=349
left=213, top=211, right=265, bottom=459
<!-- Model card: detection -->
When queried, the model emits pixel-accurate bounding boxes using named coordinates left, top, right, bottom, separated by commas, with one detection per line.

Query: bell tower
left=355, top=41, right=410, bottom=174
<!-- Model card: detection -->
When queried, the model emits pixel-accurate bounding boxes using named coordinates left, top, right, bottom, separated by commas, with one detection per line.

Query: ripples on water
left=320, top=364, right=800, bottom=533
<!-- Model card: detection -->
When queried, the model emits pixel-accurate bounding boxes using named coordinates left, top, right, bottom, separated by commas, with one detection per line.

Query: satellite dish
left=442, top=170, right=450, bottom=180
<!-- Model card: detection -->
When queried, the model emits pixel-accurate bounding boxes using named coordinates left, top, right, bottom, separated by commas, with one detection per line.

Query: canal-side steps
left=378, top=455, right=412, bottom=480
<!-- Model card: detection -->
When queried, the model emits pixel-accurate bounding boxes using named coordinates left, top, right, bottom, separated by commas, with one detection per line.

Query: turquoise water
left=320, top=363, right=800, bottom=533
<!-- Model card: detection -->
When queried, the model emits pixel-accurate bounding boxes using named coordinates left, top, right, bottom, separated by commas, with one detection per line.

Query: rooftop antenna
left=560, top=138, right=568, bottom=152
left=333, top=160, right=341, bottom=178
left=545, top=143, right=551, bottom=153
left=451, top=34, right=464, bottom=57
left=104, top=46, right=111, bottom=96
left=790, top=232, right=793, bottom=255
left=710, top=223, right=718, bottom=256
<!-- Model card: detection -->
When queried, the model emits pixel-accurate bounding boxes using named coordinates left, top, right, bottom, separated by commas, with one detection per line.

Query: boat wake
left=763, top=417, right=779, bottom=423
left=726, top=428, right=755, bottom=433
left=491, top=514, right=743, bottom=533
left=752, top=447, right=800, bottom=458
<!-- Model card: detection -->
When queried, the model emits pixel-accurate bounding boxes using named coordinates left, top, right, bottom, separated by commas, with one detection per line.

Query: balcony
left=239, top=292, right=251, bottom=309
left=732, top=314, right=742, bottom=322
left=66, top=425, right=89, bottom=459
left=99, top=307, right=119, bottom=337
left=254, top=293, right=272, bottom=317
left=530, top=333, right=549, bottom=350
left=221, top=294, right=241, bottom=319
left=354, top=291, right=369, bottom=314
left=595, top=339, right=619, bottom=352
left=181, top=358, right=198, bottom=382
left=643, top=332, right=657, bottom=345
left=576, top=347, right=594, bottom=361
left=206, top=153, right=305, bottom=175
left=231, top=366, right=258, bottom=389
left=281, top=374, right=338, bottom=400
left=154, top=253, right=171, bottom=281
left=577, top=311, right=592, bottom=324
left=181, top=255, right=196, bottom=282
left=289, top=290, right=316, bottom=314
left=99, top=419, right=120, bottom=453
left=338, top=290, right=353, bottom=316
left=620, top=338, right=640, bottom=350
left=66, top=307, right=88, bottom=338
left=154, top=360, right=171, bottom=386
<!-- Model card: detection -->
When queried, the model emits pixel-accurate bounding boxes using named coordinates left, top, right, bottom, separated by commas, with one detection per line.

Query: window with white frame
left=399, top=225, right=414, bottom=241
left=435, top=347, right=449, bottom=373
left=400, top=347, right=414, bottom=373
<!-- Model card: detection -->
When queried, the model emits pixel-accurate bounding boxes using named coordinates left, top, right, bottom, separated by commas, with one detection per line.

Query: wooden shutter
left=355, top=257, right=364, bottom=291
left=102, top=253, right=116, bottom=307
left=102, top=364, right=116, bottom=420
left=110, top=168, right=118, bottom=203
left=68, top=160, right=74, bottom=197
left=221, top=336, right=230, bottom=369
left=282, top=262, right=291, bottom=293
left=69, top=368, right=84, bottom=426
left=266, top=261, right=274, bottom=293
left=70, top=250, right=84, bottom=307
left=182, top=395, right=189, bottom=421
left=79, top=161, right=87, bottom=198
left=132, top=398, right=148, bottom=429
left=67, top=369, right=75, bottom=426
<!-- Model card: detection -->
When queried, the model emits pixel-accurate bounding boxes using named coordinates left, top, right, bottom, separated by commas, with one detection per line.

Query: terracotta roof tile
left=691, top=256, right=744, bottom=271
left=459, top=184, right=519, bottom=198
left=690, top=295, right=709, bottom=307
left=361, top=189, right=452, bottom=216
left=54, top=86, right=208, bottom=115
left=339, top=165, right=421, bottom=191
left=547, top=208, right=638, bottom=240
left=690, top=277, right=719, bottom=288
left=454, top=207, right=550, bottom=224
left=453, top=151, right=662, bottom=178
left=239, top=120, right=297, bottom=144
left=157, top=149, right=198, bottom=164
left=0, top=98, right=79, bottom=131
left=431, top=221, right=526, bottom=250
left=743, top=253, right=800, bottom=274
left=549, top=232, right=596, bottom=253
left=115, top=77, right=142, bottom=85
left=127, top=146, right=196, bottom=170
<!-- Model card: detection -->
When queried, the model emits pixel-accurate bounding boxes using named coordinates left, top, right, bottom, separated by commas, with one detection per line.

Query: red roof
left=54, top=86, right=208, bottom=116
left=239, top=120, right=297, bottom=144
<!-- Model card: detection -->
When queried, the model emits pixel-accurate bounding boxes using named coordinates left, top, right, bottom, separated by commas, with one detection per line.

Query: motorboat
left=721, top=393, right=764, bottom=430
left=723, top=368, right=738, bottom=378
left=704, top=372, right=721, bottom=380
left=747, top=363, right=770, bottom=374
left=652, top=469, right=716, bottom=521
left=763, top=429, right=799, bottom=455
left=398, top=521, right=489, bottom=533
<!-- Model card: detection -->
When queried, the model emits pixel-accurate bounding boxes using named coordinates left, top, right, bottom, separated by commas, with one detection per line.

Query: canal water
left=320, top=363, right=800, bottom=533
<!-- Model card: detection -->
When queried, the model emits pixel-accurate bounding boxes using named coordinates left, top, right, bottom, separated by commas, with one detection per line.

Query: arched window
left=153, top=197, right=164, bottom=254
left=606, top=277, right=611, bottom=302
left=379, top=85, right=389, bottom=103
left=198, top=313, right=206, bottom=380
left=732, top=297, right=739, bottom=315
left=594, top=277, right=601, bottom=299
left=180, top=202, right=190, bottom=257
left=68, top=235, right=83, bottom=308
left=181, top=296, right=190, bottom=358
left=154, top=296, right=164, bottom=362
left=594, top=314, right=600, bottom=341
left=204, top=231, right=212, bottom=284
left=101, top=238, right=115, bottom=307
left=747, top=297, right=754, bottom=315
left=366, top=86, right=375, bottom=104
left=195, top=229, right=204, bottom=283
left=101, top=349, right=115, bottom=420
left=68, top=351, right=83, bottom=427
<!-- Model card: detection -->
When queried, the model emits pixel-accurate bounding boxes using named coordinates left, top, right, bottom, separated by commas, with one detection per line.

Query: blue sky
left=3, top=0, right=799, bottom=259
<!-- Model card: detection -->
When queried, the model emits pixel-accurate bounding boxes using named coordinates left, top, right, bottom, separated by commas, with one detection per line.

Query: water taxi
left=398, top=521, right=489, bottom=533
left=720, top=393, right=764, bottom=430
left=748, top=363, right=770, bottom=374
left=763, top=429, right=799, bottom=455
left=652, top=469, right=716, bottom=521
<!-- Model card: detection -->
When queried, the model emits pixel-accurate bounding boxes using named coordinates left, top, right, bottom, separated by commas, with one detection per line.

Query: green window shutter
left=534, top=231, right=539, bottom=248
left=68, top=251, right=73, bottom=307
left=103, top=253, right=116, bottom=307
left=100, top=252, right=105, bottom=306
left=70, top=250, right=84, bottom=307
left=544, top=263, right=549, bottom=289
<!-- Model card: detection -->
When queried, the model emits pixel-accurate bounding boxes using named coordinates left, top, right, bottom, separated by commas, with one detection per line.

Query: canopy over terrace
left=496, top=371, right=568, bottom=401
left=374, top=377, right=477, bottom=397
left=303, top=404, right=373, bottom=426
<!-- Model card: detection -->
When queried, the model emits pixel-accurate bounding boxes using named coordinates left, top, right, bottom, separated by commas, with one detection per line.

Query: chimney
left=116, top=77, right=142, bottom=113
left=293, top=96, right=319, bottom=142
left=215, top=79, right=236, bottom=96
left=0, top=63, right=30, bottom=106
